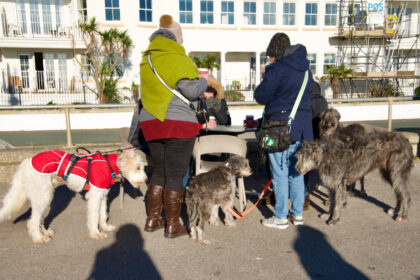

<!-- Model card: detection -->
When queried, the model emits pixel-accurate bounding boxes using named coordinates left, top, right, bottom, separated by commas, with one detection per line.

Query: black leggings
left=147, top=137, right=195, bottom=192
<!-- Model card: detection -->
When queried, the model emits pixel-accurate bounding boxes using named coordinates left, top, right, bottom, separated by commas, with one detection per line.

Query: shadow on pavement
left=294, top=225, right=369, bottom=280
left=13, top=184, right=76, bottom=228
left=87, top=223, right=161, bottom=280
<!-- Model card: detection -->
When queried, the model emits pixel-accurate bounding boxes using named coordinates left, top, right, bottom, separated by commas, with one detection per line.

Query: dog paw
left=190, top=234, right=197, bottom=240
left=42, top=228, right=55, bottom=237
left=209, top=220, right=220, bottom=226
left=199, top=239, right=210, bottom=245
left=33, top=235, right=51, bottom=244
left=100, top=224, right=116, bottom=232
left=90, top=232, right=108, bottom=240
left=395, top=216, right=407, bottom=222
left=226, top=222, right=236, bottom=227
left=319, top=213, right=329, bottom=220
left=327, top=218, right=340, bottom=225
left=387, top=208, right=395, bottom=216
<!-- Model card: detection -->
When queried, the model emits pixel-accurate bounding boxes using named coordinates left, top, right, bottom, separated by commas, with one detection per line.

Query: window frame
left=105, top=0, right=120, bottom=21
left=324, top=3, right=337, bottom=26
left=221, top=1, right=234, bottom=25
left=282, top=2, right=296, bottom=26
left=323, top=53, right=336, bottom=74
left=308, top=53, right=317, bottom=75
left=243, top=1, right=257, bottom=25
left=179, top=0, right=193, bottom=24
left=139, top=0, right=152, bottom=22
left=200, top=0, right=214, bottom=24
left=305, top=2, right=318, bottom=26
left=263, top=1, right=276, bottom=26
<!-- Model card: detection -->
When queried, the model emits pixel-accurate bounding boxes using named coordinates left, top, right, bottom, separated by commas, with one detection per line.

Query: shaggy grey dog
left=318, top=108, right=367, bottom=195
left=186, top=155, right=252, bottom=245
left=295, top=130, right=413, bottom=225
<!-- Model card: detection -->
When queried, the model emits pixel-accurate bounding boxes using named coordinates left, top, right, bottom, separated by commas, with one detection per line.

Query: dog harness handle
left=225, top=179, right=272, bottom=219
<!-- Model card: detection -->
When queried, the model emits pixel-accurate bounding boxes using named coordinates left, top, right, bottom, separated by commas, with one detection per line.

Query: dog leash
left=224, top=179, right=272, bottom=220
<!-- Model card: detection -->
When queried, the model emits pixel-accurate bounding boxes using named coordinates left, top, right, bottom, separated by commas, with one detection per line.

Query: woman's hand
left=203, top=118, right=217, bottom=129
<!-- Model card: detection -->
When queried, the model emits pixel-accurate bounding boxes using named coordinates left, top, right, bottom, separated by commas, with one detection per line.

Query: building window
left=325, top=3, right=337, bottom=26
left=55, top=0, right=63, bottom=28
left=243, top=1, right=256, bottom=25
left=139, top=0, right=152, bottom=22
left=221, top=1, right=234, bottom=25
left=19, top=54, right=30, bottom=88
left=45, top=53, right=55, bottom=89
left=305, top=3, right=317, bottom=26
left=78, top=0, right=88, bottom=23
left=105, top=0, right=120, bottom=21
left=179, top=0, right=193, bottom=24
left=324, top=53, right=336, bottom=74
left=263, top=2, right=276, bottom=25
left=200, top=0, right=214, bottom=24
left=58, top=53, right=68, bottom=91
left=283, top=2, right=295, bottom=26
left=308, top=53, right=317, bottom=75
left=15, top=0, right=28, bottom=34
left=29, top=0, right=41, bottom=34
left=41, top=0, right=52, bottom=34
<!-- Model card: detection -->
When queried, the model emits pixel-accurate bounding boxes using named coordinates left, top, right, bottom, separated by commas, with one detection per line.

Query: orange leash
left=225, top=179, right=272, bottom=220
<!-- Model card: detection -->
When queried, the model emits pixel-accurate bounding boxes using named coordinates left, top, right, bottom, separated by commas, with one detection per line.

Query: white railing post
left=387, top=97, right=393, bottom=132
left=64, top=105, right=73, bottom=147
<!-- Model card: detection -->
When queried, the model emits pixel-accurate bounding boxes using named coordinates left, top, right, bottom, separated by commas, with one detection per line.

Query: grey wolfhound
left=186, top=155, right=252, bottom=245
left=295, top=130, right=413, bottom=225
left=318, top=108, right=367, bottom=195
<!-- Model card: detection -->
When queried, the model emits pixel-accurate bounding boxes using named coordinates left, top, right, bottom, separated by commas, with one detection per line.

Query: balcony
left=0, top=22, right=84, bottom=49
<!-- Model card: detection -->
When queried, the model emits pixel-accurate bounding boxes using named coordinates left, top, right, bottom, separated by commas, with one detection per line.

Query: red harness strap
left=225, top=179, right=272, bottom=220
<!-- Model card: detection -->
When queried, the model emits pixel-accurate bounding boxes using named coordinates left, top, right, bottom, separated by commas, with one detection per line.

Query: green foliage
left=75, top=17, right=133, bottom=104
left=46, top=101, right=56, bottom=105
left=192, top=55, right=220, bottom=70
left=368, top=80, right=401, bottom=97
left=415, top=86, right=420, bottom=97
left=231, top=80, right=241, bottom=90
left=224, top=90, right=245, bottom=101
left=322, top=63, right=353, bottom=81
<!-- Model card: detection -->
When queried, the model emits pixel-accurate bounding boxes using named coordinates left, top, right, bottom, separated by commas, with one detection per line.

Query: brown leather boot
left=144, top=184, right=165, bottom=232
left=163, top=189, right=188, bottom=238
left=303, top=194, right=310, bottom=211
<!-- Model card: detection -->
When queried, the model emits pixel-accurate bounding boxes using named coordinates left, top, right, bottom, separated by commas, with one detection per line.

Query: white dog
left=0, top=148, right=147, bottom=243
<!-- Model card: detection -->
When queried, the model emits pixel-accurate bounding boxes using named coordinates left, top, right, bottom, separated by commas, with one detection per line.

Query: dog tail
left=185, top=189, right=199, bottom=228
left=0, top=160, right=29, bottom=223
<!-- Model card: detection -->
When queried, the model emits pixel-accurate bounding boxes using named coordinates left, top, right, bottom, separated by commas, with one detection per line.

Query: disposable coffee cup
left=198, top=68, right=209, bottom=76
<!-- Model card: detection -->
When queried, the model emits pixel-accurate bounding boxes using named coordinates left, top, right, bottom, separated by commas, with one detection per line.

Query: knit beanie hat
left=266, top=33, right=291, bottom=60
left=159, top=15, right=183, bottom=44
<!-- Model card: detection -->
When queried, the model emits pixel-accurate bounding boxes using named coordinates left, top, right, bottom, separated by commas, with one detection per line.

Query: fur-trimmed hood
left=207, top=75, right=224, bottom=100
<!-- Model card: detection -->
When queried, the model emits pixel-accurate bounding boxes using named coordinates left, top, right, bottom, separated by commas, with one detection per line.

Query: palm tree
left=73, top=18, right=133, bottom=103
left=322, top=64, right=353, bottom=99
left=192, top=55, right=220, bottom=71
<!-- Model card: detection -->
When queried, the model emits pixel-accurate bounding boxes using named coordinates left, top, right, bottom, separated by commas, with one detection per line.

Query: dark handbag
left=257, top=119, right=291, bottom=152
left=257, top=70, right=309, bottom=152
left=195, top=96, right=209, bottom=124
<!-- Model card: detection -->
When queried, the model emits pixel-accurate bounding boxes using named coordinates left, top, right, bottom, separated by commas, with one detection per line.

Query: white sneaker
left=262, top=216, right=289, bottom=229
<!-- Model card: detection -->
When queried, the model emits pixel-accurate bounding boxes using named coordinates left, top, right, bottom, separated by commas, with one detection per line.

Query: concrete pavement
left=0, top=144, right=419, bottom=280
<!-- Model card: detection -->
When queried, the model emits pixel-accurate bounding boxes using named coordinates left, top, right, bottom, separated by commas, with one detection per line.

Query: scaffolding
left=330, top=0, right=420, bottom=97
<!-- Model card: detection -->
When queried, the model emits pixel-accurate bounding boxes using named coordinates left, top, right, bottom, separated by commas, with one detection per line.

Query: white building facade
left=0, top=0, right=418, bottom=105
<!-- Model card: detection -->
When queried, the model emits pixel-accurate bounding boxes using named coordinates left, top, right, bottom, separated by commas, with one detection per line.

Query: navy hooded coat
left=254, top=44, right=313, bottom=142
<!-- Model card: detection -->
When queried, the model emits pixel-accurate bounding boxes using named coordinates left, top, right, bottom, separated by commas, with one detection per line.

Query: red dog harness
left=31, top=150, right=119, bottom=190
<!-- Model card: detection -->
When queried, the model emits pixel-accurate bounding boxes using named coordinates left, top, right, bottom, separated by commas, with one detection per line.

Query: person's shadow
left=87, top=224, right=160, bottom=280
left=294, top=225, right=369, bottom=280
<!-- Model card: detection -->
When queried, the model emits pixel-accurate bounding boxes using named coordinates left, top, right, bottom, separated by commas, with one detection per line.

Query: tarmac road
left=0, top=153, right=419, bottom=279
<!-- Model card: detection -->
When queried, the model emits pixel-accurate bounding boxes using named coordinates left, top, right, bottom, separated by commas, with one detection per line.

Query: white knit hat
left=159, top=15, right=183, bottom=44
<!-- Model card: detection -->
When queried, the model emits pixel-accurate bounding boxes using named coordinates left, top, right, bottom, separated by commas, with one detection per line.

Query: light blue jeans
left=268, top=142, right=305, bottom=219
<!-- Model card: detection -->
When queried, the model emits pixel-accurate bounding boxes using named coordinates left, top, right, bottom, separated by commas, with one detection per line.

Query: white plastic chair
left=192, top=134, right=248, bottom=212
